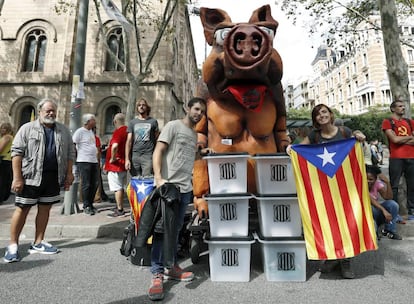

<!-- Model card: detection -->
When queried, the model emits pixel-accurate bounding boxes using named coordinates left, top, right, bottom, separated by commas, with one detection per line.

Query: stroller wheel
left=190, top=239, right=201, bottom=264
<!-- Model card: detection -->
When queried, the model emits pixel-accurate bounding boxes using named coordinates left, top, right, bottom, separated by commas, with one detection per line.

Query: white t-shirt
left=72, top=127, right=98, bottom=163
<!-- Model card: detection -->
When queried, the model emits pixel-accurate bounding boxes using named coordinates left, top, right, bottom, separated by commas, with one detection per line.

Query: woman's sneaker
left=382, top=229, right=402, bottom=240
left=28, top=241, right=59, bottom=254
left=3, top=246, right=20, bottom=263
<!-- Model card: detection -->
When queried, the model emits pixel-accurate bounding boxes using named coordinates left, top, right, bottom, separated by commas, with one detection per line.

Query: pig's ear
left=200, top=7, right=232, bottom=46
left=249, top=5, right=278, bottom=32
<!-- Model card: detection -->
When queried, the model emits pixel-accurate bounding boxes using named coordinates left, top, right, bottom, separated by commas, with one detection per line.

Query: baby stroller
left=187, top=210, right=210, bottom=264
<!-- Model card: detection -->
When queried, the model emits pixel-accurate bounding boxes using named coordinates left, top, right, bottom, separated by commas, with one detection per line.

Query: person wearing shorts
left=104, top=113, right=128, bottom=218
left=3, top=98, right=74, bottom=263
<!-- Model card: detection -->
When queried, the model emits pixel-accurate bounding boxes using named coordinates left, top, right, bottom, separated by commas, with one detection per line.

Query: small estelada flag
left=290, top=138, right=378, bottom=260
left=127, top=178, right=155, bottom=236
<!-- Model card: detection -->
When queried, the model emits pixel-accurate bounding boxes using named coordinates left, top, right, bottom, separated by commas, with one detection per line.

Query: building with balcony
left=286, top=14, right=414, bottom=115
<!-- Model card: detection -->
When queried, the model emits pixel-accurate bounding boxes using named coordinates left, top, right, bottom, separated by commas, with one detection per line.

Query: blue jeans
left=150, top=191, right=193, bottom=274
left=389, top=158, right=414, bottom=211
left=371, top=200, right=399, bottom=233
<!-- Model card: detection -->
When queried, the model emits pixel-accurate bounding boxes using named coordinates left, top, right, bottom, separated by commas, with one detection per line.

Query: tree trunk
left=378, top=0, right=411, bottom=117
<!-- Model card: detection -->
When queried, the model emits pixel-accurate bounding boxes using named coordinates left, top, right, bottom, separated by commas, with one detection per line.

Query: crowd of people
left=1, top=97, right=413, bottom=300
left=1, top=96, right=211, bottom=301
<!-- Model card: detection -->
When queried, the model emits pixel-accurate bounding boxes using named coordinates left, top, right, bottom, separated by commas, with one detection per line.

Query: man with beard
left=3, top=98, right=74, bottom=262
left=125, top=98, right=159, bottom=177
left=382, top=100, right=414, bottom=216
left=147, top=97, right=210, bottom=301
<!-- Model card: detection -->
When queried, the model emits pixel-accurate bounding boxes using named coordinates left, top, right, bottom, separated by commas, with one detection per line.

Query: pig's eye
left=214, top=28, right=231, bottom=45
left=259, top=26, right=275, bottom=40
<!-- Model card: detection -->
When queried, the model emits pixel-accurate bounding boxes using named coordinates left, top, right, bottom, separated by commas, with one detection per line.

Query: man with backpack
left=382, top=100, right=414, bottom=216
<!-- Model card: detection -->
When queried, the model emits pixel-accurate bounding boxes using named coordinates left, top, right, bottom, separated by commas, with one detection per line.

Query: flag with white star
left=290, top=138, right=377, bottom=260
left=127, top=178, right=155, bottom=235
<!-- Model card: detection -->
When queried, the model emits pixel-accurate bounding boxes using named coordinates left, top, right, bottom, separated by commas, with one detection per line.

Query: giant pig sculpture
left=193, top=5, right=290, bottom=216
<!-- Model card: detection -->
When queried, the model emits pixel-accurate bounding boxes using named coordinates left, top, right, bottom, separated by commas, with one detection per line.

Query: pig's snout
left=225, top=25, right=271, bottom=67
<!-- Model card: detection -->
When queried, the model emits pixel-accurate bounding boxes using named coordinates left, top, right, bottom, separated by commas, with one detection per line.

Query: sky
left=188, top=0, right=321, bottom=86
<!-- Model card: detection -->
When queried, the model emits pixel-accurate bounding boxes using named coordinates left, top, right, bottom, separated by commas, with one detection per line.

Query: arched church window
left=23, top=29, right=47, bottom=72
left=20, top=105, right=36, bottom=127
left=105, top=27, right=125, bottom=71
left=104, top=105, right=121, bottom=135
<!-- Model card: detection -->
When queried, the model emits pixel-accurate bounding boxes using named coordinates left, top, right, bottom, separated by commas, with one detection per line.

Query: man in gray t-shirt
left=125, top=98, right=159, bottom=177
left=148, top=97, right=208, bottom=301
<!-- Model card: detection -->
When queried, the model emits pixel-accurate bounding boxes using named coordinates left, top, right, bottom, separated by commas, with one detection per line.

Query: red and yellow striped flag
left=127, top=177, right=155, bottom=235
left=290, top=138, right=377, bottom=260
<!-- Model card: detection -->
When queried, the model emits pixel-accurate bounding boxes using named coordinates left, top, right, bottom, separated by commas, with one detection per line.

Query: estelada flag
left=127, top=177, right=155, bottom=235
left=290, top=138, right=377, bottom=260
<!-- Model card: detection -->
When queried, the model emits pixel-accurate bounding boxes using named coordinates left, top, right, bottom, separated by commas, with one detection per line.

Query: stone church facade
left=0, top=0, right=198, bottom=141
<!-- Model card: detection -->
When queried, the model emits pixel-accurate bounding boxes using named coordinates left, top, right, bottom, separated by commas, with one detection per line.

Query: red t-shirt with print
left=382, top=118, right=414, bottom=159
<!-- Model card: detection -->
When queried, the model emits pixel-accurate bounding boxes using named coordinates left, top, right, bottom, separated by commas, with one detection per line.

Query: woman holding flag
left=287, top=104, right=368, bottom=279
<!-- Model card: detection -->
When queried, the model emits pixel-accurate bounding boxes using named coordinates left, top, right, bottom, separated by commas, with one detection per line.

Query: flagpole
left=62, top=0, right=89, bottom=215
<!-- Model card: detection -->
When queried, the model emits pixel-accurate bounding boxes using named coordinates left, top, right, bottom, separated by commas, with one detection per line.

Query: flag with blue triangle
left=290, top=138, right=377, bottom=260
left=127, top=177, right=155, bottom=236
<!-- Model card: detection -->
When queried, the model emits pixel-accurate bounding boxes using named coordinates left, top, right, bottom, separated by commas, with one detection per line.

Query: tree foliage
left=342, top=107, right=390, bottom=143
left=286, top=108, right=312, bottom=120
left=55, top=0, right=186, bottom=120
left=94, top=0, right=183, bottom=120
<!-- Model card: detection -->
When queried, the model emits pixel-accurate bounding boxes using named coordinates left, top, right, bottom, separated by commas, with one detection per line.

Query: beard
left=42, top=117, right=56, bottom=125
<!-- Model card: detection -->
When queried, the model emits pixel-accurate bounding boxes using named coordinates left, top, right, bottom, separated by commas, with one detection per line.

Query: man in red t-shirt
left=381, top=100, right=414, bottom=215
left=104, top=113, right=128, bottom=217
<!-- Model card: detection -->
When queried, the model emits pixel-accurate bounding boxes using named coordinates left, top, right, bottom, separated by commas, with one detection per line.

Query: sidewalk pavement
left=0, top=159, right=413, bottom=241
left=1, top=191, right=413, bottom=241
left=0, top=192, right=130, bottom=240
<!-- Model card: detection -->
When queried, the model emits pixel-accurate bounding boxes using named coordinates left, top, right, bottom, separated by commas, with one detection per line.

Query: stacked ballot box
left=252, top=154, right=296, bottom=195
left=203, top=153, right=254, bottom=281
left=254, top=194, right=302, bottom=237
left=204, top=152, right=249, bottom=194
left=204, top=193, right=252, bottom=237
left=253, top=153, right=306, bottom=282
left=203, top=152, right=306, bottom=282
left=204, top=234, right=255, bottom=282
left=257, top=235, right=306, bottom=282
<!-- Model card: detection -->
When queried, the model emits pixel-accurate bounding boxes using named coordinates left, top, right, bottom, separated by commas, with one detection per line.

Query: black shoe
left=84, top=206, right=95, bottom=216
left=107, top=209, right=125, bottom=218
left=340, top=259, right=355, bottom=279
left=383, top=230, right=402, bottom=240
left=319, top=260, right=340, bottom=273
